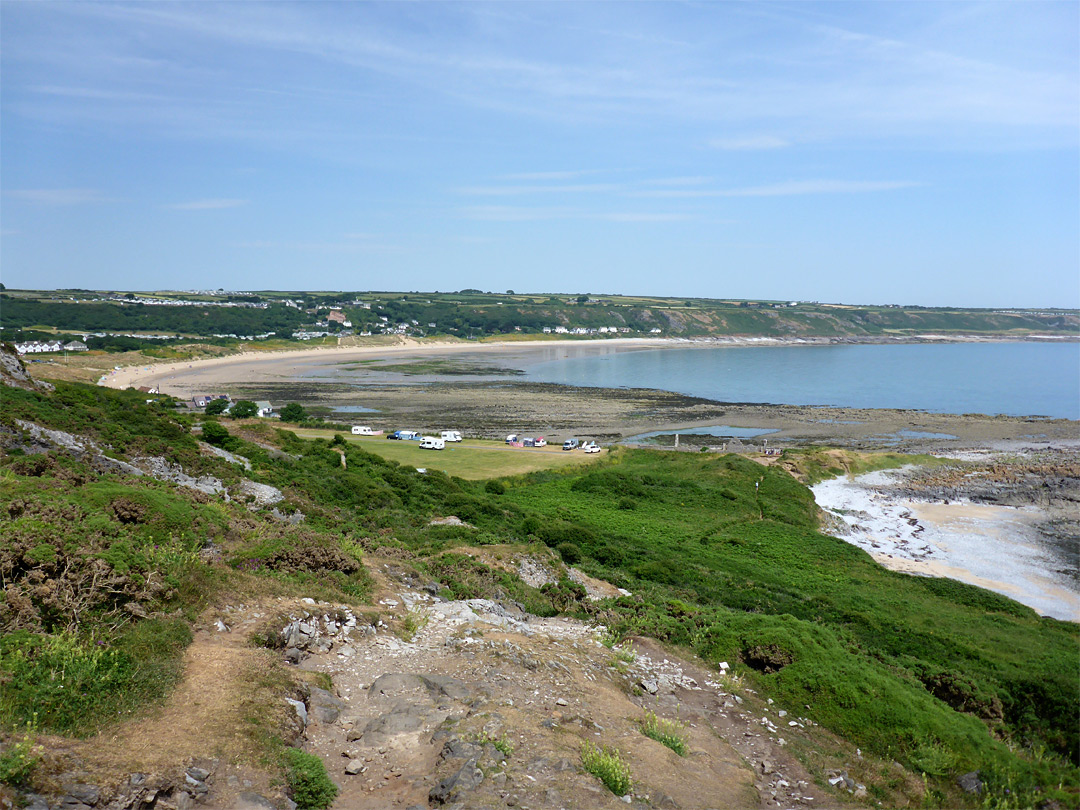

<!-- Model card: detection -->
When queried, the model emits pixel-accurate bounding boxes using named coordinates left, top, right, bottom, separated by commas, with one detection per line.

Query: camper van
left=562, top=438, right=580, bottom=451
left=440, top=430, right=463, bottom=442
left=351, top=425, right=378, bottom=436
left=505, top=434, right=518, bottom=444
left=419, top=436, right=445, bottom=450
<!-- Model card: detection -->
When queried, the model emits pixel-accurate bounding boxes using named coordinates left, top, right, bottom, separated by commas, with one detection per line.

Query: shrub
left=0, top=730, right=40, bottom=787
left=280, top=403, right=307, bottom=422
left=556, top=542, right=582, bottom=564
left=231, top=400, right=258, bottom=418
left=204, top=398, right=229, bottom=416
left=581, top=742, right=632, bottom=796
left=283, top=747, right=338, bottom=810
left=640, top=710, right=688, bottom=756
left=484, top=480, right=506, bottom=495
left=201, top=421, right=230, bottom=446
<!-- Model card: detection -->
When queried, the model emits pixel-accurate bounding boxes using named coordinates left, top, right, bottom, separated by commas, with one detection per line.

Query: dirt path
left=287, top=563, right=854, bottom=810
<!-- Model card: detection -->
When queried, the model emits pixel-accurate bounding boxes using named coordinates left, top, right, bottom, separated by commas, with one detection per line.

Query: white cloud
left=168, top=198, right=248, bottom=210
left=5, top=188, right=114, bottom=205
left=457, top=184, right=619, bottom=196
left=459, top=205, right=689, bottom=222
left=709, top=136, right=790, bottom=151
left=639, top=180, right=922, bottom=198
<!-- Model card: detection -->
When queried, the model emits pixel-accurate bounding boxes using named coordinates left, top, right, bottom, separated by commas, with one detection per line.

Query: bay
left=524, top=342, right=1080, bottom=419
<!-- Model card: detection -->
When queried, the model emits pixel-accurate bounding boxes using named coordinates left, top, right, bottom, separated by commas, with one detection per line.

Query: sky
left=1, top=1, right=1077, bottom=308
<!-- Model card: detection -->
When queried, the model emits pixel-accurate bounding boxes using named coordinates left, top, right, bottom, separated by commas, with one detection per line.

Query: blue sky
left=1, top=1, right=1077, bottom=307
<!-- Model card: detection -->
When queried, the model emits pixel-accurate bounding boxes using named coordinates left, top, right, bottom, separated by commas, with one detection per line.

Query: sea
left=522, top=341, right=1080, bottom=420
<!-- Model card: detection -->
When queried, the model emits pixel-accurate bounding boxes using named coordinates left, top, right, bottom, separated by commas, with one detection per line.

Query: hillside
left=0, top=346, right=1076, bottom=810
left=2, top=290, right=1076, bottom=355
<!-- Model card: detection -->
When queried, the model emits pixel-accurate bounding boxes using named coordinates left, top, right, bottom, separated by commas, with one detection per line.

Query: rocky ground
left=283, top=554, right=873, bottom=810
left=891, top=448, right=1080, bottom=583
left=222, top=379, right=1079, bottom=456
left=9, top=552, right=892, bottom=810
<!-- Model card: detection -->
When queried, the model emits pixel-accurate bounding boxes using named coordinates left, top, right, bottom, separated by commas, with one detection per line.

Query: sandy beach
left=813, top=468, right=1079, bottom=621
left=99, top=337, right=672, bottom=392
left=94, top=336, right=1080, bottom=452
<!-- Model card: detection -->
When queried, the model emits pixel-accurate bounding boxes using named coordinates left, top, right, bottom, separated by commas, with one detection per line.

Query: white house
left=255, top=401, right=274, bottom=417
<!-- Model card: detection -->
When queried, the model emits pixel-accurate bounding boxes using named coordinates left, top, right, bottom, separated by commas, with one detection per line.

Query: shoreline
left=813, top=468, right=1079, bottom=622
left=98, top=332, right=1079, bottom=394
left=95, top=334, right=1080, bottom=454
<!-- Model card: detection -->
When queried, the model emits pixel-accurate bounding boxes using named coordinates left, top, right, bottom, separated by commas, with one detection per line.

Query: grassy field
left=289, top=428, right=606, bottom=478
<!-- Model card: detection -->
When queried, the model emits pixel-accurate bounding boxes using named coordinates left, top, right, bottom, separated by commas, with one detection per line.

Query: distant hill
left=1, top=290, right=1076, bottom=347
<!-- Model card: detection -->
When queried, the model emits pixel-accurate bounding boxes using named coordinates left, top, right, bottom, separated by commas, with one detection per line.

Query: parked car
left=351, top=425, right=380, bottom=436
left=583, top=442, right=601, bottom=454
left=389, top=430, right=421, bottom=441
left=440, top=430, right=463, bottom=442
left=562, top=438, right=580, bottom=451
left=419, top=436, right=445, bottom=450
left=534, top=437, right=547, bottom=447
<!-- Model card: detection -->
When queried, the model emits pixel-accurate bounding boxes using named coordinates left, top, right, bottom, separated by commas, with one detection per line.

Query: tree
left=204, top=398, right=229, bottom=416
left=230, top=400, right=258, bottom=418
left=506, top=289, right=515, bottom=295
left=576, top=295, right=589, bottom=304
left=280, top=402, right=307, bottom=422
left=201, top=421, right=230, bottom=446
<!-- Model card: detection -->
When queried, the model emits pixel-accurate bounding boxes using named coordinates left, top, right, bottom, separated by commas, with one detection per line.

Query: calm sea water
left=524, top=342, right=1080, bottom=419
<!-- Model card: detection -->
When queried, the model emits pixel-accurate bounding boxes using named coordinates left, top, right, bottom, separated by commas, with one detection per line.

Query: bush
left=231, top=400, right=258, bottom=418
left=0, top=731, right=40, bottom=787
left=204, top=398, right=229, bottom=416
left=201, top=421, right=230, bottom=446
left=640, top=710, right=688, bottom=756
left=283, top=747, right=338, bottom=810
left=280, top=403, right=307, bottom=422
left=556, top=542, right=582, bottom=564
left=485, top=480, right=506, bottom=495
left=581, top=742, right=632, bottom=796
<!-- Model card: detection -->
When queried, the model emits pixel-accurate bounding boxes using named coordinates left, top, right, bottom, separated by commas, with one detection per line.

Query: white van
left=351, top=425, right=377, bottom=436
left=440, top=430, right=463, bottom=442
left=419, top=436, right=445, bottom=450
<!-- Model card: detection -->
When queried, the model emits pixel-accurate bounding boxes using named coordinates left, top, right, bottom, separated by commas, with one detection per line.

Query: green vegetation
left=279, top=402, right=307, bottom=422
left=3, top=289, right=1075, bottom=353
left=640, top=710, right=688, bottom=756
left=0, top=727, right=40, bottom=787
left=283, top=747, right=338, bottom=810
left=477, top=731, right=514, bottom=759
left=581, top=742, right=633, bottom=796
left=290, top=428, right=605, bottom=479
left=1, top=368, right=1077, bottom=808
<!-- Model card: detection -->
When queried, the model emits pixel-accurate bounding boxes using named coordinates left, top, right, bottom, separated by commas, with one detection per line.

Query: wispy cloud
left=500, top=170, right=607, bottom=181
left=457, top=184, right=619, bottom=196
left=459, top=205, right=690, bottom=222
left=709, top=135, right=790, bottom=151
left=5, top=188, right=114, bottom=205
left=639, top=180, right=921, bottom=198
left=231, top=239, right=402, bottom=252
left=168, top=198, right=248, bottom=210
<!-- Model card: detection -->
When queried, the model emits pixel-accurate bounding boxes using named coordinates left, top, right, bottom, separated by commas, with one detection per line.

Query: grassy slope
left=1, top=379, right=1077, bottom=807
left=504, top=452, right=1078, bottom=796
left=290, top=428, right=606, bottom=478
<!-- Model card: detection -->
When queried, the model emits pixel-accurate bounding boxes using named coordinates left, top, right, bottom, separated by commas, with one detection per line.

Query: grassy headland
left=1, top=372, right=1076, bottom=807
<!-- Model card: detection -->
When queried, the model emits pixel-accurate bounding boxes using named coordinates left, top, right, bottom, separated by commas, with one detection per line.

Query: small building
left=64, top=340, right=89, bottom=352
left=326, top=310, right=347, bottom=324
left=255, top=401, right=274, bottom=417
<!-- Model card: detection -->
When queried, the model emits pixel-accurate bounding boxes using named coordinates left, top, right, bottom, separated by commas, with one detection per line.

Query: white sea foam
left=813, top=468, right=1079, bottom=621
